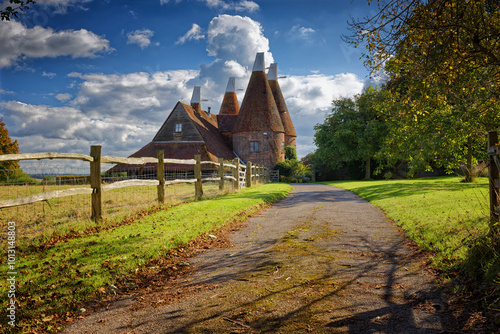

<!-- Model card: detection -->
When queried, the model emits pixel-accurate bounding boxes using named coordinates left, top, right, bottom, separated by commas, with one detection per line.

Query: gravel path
left=61, top=183, right=453, bottom=333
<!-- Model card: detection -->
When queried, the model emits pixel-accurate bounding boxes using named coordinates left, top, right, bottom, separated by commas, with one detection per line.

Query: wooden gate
left=269, top=170, right=279, bottom=183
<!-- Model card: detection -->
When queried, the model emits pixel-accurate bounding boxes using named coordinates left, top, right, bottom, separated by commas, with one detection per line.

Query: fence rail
left=0, top=145, right=269, bottom=223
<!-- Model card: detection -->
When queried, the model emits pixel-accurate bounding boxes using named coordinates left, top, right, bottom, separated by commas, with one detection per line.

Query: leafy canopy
left=313, top=86, right=390, bottom=179
left=345, top=0, right=500, bottom=179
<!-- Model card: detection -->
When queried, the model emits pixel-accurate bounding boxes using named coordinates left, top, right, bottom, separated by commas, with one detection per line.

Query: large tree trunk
left=365, top=157, right=371, bottom=180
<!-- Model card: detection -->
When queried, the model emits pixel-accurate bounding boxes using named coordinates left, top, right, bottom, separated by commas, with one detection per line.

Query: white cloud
left=279, top=73, right=364, bottom=157
left=0, top=14, right=364, bottom=161
left=206, top=0, right=259, bottom=12
left=0, top=100, right=157, bottom=157
left=159, top=0, right=258, bottom=12
left=281, top=73, right=363, bottom=116
left=176, top=24, right=205, bottom=45
left=234, top=0, right=259, bottom=12
left=126, top=29, right=155, bottom=49
left=68, top=70, right=197, bottom=119
left=187, top=14, right=274, bottom=109
left=42, top=71, right=57, bottom=78
left=291, top=25, right=316, bottom=39
left=0, top=20, right=111, bottom=68
left=159, top=0, right=182, bottom=4
left=0, top=88, right=15, bottom=94
left=28, top=0, right=93, bottom=13
left=206, top=15, right=271, bottom=67
left=55, top=93, right=72, bottom=101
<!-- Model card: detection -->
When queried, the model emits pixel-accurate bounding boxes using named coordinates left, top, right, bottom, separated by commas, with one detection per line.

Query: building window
left=175, top=123, right=182, bottom=133
left=250, top=141, right=259, bottom=153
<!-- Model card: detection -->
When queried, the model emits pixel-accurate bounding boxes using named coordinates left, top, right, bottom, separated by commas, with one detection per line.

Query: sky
left=0, top=0, right=380, bottom=168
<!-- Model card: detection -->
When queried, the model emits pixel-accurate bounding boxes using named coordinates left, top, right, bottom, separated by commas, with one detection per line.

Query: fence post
left=488, top=131, right=499, bottom=227
left=255, top=165, right=258, bottom=184
left=246, top=161, right=252, bottom=187
left=233, top=158, right=240, bottom=191
left=194, top=154, right=203, bottom=200
left=219, top=157, right=225, bottom=192
left=90, top=145, right=102, bottom=222
left=157, top=150, right=165, bottom=204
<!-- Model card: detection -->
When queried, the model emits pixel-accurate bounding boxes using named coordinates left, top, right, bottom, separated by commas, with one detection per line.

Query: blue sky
left=0, top=0, right=378, bottom=163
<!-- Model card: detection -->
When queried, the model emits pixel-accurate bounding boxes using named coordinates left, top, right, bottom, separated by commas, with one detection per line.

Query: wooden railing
left=488, top=131, right=500, bottom=225
left=0, top=145, right=269, bottom=222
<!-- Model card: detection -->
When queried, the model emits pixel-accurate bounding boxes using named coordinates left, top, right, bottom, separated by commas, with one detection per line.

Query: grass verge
left=322, top=176, right=500, bottom=326
left=322, top=176, right=490, bottom=270
left=0, top=183, right=291, bottom=333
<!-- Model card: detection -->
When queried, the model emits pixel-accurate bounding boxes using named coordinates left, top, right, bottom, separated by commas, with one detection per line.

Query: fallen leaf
left=42, top=315, right=54, bottom=322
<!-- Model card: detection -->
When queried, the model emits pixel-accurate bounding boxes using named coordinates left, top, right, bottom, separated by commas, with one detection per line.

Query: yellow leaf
left=43, top=315, right=54, bottom=322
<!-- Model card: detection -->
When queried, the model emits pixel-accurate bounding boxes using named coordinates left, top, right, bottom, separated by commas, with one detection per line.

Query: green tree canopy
left=313, top=86, right=391, bottom=180
left=345, top=0, right=500, bottom=180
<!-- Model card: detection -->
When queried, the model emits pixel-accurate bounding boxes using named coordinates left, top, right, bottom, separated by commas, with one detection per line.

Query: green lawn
left=0, top=183, right=291, bottom=333
left=322, top=176, right=490, bottom=269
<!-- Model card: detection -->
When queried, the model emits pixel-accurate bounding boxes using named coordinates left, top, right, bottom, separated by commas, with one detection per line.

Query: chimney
left=190, top=86, right=201, bottom=113
left=219, top=77, right=240, bottom=115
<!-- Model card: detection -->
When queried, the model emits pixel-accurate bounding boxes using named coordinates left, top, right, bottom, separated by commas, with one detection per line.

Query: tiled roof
left=111, top=102, right=235, bottom=173
left=217, top=114, right=238, bottom=133
left=233, top=70, right=284, bottom=133
left=269, top=79, right=297, bottom=137
left=219, top=92, right=240, bottom=115
left=180, top=102, right=235, bottom=160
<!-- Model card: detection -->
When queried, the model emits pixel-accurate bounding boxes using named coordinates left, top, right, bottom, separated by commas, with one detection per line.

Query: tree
left=313, top=86, right=390, bottom=180
left=273, top=146, right=311, bottom=182
left=345, top=0, right=500, bottom=83
left=1, top=0, right=36, bottom=21
left=285, top=146, right=297, bottom=161
left=0, top=118, right=20, bottom=181
left=345, top=0, right=500, bottom=181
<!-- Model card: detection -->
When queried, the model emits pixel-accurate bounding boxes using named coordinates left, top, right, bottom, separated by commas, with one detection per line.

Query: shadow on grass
left=324, top=176, right=487, bottom=202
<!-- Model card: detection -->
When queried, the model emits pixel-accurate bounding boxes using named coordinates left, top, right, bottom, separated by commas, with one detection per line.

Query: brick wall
left=233, top=131, right=285, bottom=168
left=285, top=135, right=296, bottom=149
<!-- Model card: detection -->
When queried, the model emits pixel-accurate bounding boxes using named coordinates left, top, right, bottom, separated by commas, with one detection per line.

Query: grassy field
left=0, top=181, right=232, bottom=248
left=0, top=183, right=291, bottom=333
left=322, top=176, right=491, bottom=270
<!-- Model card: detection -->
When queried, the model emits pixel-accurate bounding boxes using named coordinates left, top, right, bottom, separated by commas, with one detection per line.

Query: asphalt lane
left=61, top=183, right=452, bottom=333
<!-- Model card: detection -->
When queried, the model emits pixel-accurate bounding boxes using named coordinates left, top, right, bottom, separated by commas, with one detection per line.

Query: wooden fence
left=488, top=131, right=500, bottom=230
left=0, top=145, right=269, bottom=222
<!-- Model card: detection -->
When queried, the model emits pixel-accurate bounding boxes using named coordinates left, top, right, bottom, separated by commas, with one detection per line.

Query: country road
left=61, top=183, right=454, bottom=333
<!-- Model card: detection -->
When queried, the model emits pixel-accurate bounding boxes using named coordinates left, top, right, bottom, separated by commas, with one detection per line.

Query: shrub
left=274, top=161, right=294, bottom=178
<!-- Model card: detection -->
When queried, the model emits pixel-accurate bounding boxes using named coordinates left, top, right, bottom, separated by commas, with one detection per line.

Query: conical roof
left=268, top=63, right=297, bottom=137
left=219, top=77, right=240, bottom=115
left=233, top=53, right=284, bottom=133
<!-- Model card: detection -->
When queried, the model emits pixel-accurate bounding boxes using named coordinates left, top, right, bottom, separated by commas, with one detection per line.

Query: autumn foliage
left=0, top=118, right=20, bottom=181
